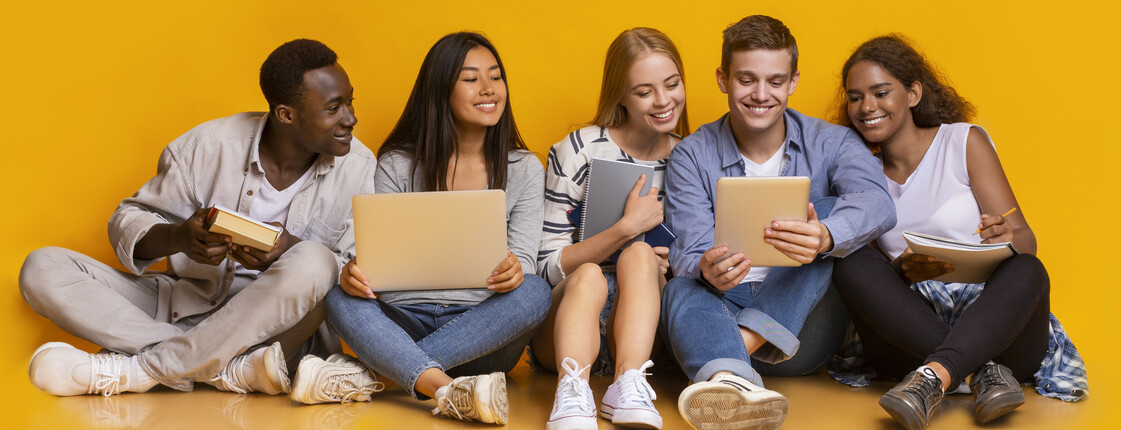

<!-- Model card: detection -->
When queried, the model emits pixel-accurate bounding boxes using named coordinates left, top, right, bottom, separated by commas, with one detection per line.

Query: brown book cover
left=203, top=206, right=281, bottom=251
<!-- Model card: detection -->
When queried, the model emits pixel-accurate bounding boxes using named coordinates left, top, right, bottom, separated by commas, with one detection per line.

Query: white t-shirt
left=233, top=163, right=315, bottom=280
left=739, top=140, right=788, bottom=283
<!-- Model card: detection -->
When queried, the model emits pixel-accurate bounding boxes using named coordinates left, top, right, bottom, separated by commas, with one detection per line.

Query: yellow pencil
left=974, top=207, right=1018, bottom=234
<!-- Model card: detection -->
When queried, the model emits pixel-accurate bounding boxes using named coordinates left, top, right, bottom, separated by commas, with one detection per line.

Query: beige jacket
left=109, top=112, right=377, bottom=321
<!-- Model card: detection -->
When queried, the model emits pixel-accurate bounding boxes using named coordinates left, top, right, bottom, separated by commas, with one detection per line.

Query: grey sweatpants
left=19, top=241, right=341, bottom=391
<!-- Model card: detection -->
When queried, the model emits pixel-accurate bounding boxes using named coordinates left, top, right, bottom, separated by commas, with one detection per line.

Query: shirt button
left=172, top=312, right=179, bottom=318
left=247, top=190, right=254, bottom=196
left=210, top=301, right=218, bottom=306
left=226, top=265, right=234, bottom=272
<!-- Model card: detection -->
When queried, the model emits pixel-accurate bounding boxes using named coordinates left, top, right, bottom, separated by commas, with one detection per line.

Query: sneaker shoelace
left=211, top=353, right=251, bottom=394
left=324, top=371, right=385, bottom=402
left=90, top=353, right=129, bottom=397
left=901, top=372, right=942, bottom=411
left=977, top=365, right=1011, bottom=394
left=617, top=360, right=657, bottom=406
left=554, top=357, right=594, bottom=416
left=432, top=378, right=477, bottom=421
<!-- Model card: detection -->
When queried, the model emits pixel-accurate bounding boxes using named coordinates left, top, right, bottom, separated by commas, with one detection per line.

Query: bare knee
left=617, top=242, right=656, bottom=269
left=563, top=263, right=609, bottom=301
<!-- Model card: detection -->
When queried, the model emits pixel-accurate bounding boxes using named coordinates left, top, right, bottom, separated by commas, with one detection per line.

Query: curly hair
left=836, top=34, right=975, bottom=148
left=259, top=39, right=338, bottom=110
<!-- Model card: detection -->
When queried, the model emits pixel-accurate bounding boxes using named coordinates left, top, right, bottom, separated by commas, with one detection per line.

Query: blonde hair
left=591, top=28, right=690, bottom=137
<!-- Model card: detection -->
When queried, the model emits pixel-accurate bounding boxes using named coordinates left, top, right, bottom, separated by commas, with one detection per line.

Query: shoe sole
left=975, top=390, right=1026, bottom=423
left=289, top=356, right=323, bottom=404
left=601, top=404, right=662, bottom=429
left=678, top=384, right=787, bottom=430
left=878, top=395, right=927, bottom=430
left=262, top=342, right=291, bottom=395
left=546, top=414, right=598, bottom=430
left=29, top=342, right=81, bottom=396
left=475, top=372, right=509, bottom=425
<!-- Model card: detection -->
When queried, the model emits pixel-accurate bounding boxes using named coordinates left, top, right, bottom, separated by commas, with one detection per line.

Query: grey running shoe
left=879, top=369, right=945, bottom=430
left=677, top=373, right=787, bottom=430
left=290, top=354, right=384, bottom=404
left=971, top=363, right=1025, bottom=423
left=431, top=372, right=509, bottom=424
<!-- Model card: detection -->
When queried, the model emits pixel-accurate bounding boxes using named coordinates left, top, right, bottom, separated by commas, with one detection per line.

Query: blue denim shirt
left=666, top=109, right=896, bottom=282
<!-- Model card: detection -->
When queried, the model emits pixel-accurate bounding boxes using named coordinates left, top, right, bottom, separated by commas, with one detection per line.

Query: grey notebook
left=580, top=158, right=655, bottom=242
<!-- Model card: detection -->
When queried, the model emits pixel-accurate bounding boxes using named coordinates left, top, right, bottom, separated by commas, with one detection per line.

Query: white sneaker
left=601, top=360, right=662, bottom=429
left=677, top=373, right=787, bottom=430
left=28, top=342, right=157, bottom=397
left=210, top=342, right=290, bottom=395
left=547, top=357, right=597, bottom=430
left=431, top=371, right=509, bottom=424
left=290, top=353, right=384, bottom=404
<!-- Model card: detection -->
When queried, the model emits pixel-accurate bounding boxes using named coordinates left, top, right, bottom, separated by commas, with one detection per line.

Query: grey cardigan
left=373, top=149, right=544, bottom=306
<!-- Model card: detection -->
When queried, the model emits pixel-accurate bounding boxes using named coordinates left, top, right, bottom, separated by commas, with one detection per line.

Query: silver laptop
left=352, top=190, right=507, bottom=292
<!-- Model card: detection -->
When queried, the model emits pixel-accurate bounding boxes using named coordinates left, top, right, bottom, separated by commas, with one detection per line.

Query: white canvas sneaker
left=601, top=360, right=662, bottom=429
left=431, top=371, right=509, bottom=424
left=210, top=342, right=290, bottom=395
left=29, top=342, right=157, bottom=397
left=290, top=353, right=384, bottom=404
left=547, top=357, right=597, bottom=430
left=677, top=373, right=787, bottom=430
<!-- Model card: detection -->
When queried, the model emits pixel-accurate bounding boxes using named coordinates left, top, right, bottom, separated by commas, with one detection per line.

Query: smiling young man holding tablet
left=660, top=15, right=896, bottom=430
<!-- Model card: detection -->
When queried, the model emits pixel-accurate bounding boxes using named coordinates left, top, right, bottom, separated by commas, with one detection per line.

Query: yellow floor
left=9, top=356, right=1101, bottom=430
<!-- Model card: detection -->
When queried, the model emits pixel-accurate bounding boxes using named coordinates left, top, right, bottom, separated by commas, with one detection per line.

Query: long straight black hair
left=378, top=32, right=528, bottom=191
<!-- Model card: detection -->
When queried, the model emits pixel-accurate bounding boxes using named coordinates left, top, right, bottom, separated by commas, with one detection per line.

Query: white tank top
left=876, top=123, right=994, bottom=258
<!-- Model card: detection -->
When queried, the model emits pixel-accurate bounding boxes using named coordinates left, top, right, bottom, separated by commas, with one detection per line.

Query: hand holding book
left=227, top=222, right=300, bottom=271
left=175, top=208, right=233, bottom=266
left=893, top=248, right=955, bottom=284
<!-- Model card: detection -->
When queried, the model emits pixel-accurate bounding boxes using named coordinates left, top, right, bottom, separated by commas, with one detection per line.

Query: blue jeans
left=325, top=274, right=551, bottom=399
left=660, top=261, right=841, bottom=387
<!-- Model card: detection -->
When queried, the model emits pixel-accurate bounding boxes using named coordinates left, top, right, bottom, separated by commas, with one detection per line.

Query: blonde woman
left=533, top=27, right=689, bottom=430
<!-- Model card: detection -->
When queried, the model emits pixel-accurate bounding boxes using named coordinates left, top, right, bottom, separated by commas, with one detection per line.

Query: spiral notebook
left=576, top=158, right=675, bottom=257
left=902, top=231, right=1018, bottom=283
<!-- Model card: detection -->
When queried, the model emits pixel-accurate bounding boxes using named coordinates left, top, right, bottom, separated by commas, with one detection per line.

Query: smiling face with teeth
left=717, top=48, right=799, bottom=144
left=618, top=53, right=686, bottom=137
left=844, top=60, right=922, bottom=145
left=449, top=46, right=507, bottom=134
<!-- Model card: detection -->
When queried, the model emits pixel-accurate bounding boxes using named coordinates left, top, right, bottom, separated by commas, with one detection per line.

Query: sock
left=917, top=365, right=940, bottom=381
left=916, top=365, right=946, bottom=393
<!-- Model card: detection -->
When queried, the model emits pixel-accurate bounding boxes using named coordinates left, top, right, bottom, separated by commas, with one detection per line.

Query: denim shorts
left=527, top=270, right=619, bottom=375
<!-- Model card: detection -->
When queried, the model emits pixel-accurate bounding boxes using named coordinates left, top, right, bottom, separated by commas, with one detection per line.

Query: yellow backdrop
left=2, top=0, right=1117, bottom=427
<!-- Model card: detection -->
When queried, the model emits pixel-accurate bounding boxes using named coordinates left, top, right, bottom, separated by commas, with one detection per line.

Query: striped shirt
left=536, top=126, right=671, bottom=286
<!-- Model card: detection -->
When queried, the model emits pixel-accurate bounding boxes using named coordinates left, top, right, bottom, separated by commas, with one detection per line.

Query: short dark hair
left=721, top=15, right=798, bottom=74
left=259, top=39, right=338, bottom=110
